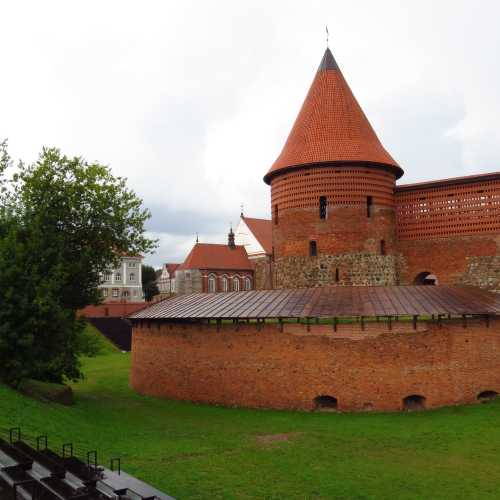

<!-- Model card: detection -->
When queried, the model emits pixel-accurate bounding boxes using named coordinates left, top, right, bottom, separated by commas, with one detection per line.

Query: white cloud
left=1, top=0, right=500, bottom=268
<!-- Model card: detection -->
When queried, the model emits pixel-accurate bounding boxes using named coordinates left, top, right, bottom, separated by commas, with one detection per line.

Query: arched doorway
left=413, top=272, right=439, bottom=285
left=477, top=390, right=498, bottom=403
left=403, top=394, right=426, bottom=411
left=314, top=395, right=338, bottom=411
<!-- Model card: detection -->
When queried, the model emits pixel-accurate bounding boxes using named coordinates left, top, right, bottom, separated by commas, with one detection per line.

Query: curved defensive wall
left=129, top=286, right=500, bottom=412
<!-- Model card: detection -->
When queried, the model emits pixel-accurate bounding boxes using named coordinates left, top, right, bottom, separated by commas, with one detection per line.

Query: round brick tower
left=264, top=48, right=404, bottom=288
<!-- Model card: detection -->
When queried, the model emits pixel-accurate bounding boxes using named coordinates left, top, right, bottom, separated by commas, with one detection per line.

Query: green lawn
left=2, top=353, right=500, bottom=499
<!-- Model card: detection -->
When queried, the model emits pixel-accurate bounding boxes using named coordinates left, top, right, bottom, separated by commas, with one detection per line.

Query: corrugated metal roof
left=130, top=286, right=500, bottom=320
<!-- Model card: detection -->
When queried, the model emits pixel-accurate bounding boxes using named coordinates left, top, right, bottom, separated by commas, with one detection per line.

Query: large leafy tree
left=0, top=142, right=156, bottom=384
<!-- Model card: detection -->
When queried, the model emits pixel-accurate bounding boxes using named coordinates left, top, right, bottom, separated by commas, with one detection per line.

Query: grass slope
left=1, top=353, right=500, bottom=499
left=81, top=322, right=120, bottom=355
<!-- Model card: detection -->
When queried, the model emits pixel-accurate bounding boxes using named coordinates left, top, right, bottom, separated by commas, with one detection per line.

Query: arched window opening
left=233, top=277, right=240, bottom=292
left=477, top=390, right=498, bottom=403
left=335, top=268, right=339, bottom=283
left=314, top=395, right=338, bottom=411
left=414, top=272, right=438, bottom=285
left=245, top=277, right=252, bottom=291
left=222, top=276, right=228, bottom=292
left=208, top=275, right=216, bottom=293
left=403, top=395, right=426, bottom=411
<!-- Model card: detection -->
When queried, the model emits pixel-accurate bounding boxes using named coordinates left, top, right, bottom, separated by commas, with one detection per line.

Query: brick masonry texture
left=78, top=302, right=147, bottom=318
left=269, top=164, right=500, bottom=290
left=131, top=318, right=500, bottom=412
left=397, top=234, right=500, bottom=290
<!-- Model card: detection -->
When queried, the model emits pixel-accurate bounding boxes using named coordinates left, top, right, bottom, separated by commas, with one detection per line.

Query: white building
left=99, top=255, right=144, bottom=302
left=157, top=263, right=180, bottom=294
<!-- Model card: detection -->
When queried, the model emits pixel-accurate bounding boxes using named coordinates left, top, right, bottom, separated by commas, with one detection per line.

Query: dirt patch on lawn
left=255, top=433, right=301, bottom=445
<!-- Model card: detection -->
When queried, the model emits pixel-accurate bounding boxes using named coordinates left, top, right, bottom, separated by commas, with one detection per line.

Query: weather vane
left=240, top=203, right=244, bottom=217
left=326, top=25, right=329, bottom=47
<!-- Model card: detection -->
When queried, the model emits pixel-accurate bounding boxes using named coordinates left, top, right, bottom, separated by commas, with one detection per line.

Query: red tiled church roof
left=264, top=48, right=403, bottom=184
left=179, top=243, right=253, bottom=271
left=242, top=216, right=272, bottom=255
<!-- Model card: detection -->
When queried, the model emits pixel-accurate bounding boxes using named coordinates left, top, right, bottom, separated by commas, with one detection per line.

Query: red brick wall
left=398, top=235, right=499, bottom=286
left=79, top=302, right=147, bottom=318
left=395, top=177, right=500, bottom=240
left=130, top=318, right=500, bottom=411
left=271, top=165, right=397, bottom=258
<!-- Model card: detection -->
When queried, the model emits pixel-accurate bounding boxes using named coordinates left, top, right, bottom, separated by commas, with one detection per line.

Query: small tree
left=142, top=265, right=159, bottom=301
left=0, top=142, right=156, bottom=385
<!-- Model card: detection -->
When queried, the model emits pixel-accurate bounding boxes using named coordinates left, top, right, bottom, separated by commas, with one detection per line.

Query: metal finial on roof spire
left=196, top=233, right=199, bottom=243
left=240, top=203, right=244, bottom=217
left=326, top=25, right=329, bottom=47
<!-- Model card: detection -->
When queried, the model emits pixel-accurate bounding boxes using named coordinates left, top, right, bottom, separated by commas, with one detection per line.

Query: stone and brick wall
left=253, top=256, right=273, bottom=289
left=274, top=254, right=399, bottom=288
left=131, top=317, right=500, bottom=412
left=271, top=165, right=398, bottom=288
left=395, top=176, right=500, bottom=290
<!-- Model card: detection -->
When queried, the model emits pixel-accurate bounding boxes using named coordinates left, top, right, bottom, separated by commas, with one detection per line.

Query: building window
left=335, top=268, right=339, bottom=283
left=222, top=276, right=228, bottom=292
left=122, top=291, right=129, bottom=298
left=129, top=272, right=136, bottom=282
left=309, top=240, right=317, bottom=257
left=129, top=262, right=136, bottom=268
left=102, top=289, right=108, bottom=297
left=112, top=289, right=119, bottom=297
left=115, top=272, right=121, bottom=281
left=319, top=196, right=327, bottom=219
left=208, top=275, right=216, bottom=293
left=133, top=289, right=138, bottom=297
left=274, top=204, right=278, bottom=225
left=245, top=277, right=252, bottom=290
left=367, top=196, right=373, bottom=218
left=104, top=272, right=112, bottom=282
left=380, top=240, right=386, bottom=256
left=233, top=277, right=240, bottom=291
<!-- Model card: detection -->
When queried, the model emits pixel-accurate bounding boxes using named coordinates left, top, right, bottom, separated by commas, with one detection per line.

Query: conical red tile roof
left=264, top=48, right=403, bottom=184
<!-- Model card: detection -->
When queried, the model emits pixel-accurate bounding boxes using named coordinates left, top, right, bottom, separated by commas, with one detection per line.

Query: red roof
left=164, top=263, right=180, bottom=276
left=179, top=243, right=253, bottom=271
left=264, top=48, right=402, bottom=184
left=242, top=216, right=272, bottom=255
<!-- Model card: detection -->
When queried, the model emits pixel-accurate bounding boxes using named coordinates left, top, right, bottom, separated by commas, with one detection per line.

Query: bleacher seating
left=0, top=429, right=173, bottom=500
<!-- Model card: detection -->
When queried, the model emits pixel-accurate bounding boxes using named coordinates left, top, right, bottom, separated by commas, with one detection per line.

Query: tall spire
left=264, top=47, right=402, bottom=184
left=228, top=224, right=235, bottom=249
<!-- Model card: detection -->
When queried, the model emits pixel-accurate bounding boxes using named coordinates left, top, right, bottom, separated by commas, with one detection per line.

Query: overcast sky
left=1, top=1, right=500, bottom=267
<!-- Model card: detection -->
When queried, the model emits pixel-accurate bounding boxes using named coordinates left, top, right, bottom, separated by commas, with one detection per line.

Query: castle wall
left=271, top=165, right=398, bottom=288
left=395, top=176, right=500, bottom=291
left=131, top=317, right=500, bottom=412
left=253, top=256, right=273, bottom=289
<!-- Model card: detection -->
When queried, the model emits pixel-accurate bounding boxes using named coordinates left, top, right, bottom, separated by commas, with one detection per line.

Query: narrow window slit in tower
left=367, top=196, right=373, bottom=218
left=380, top=240, right=386, bottom=255
left=335, top=268, right=339, bottom=282
left=319, top=196, right=327, bottom=219
left=309, top=240, right=317, bottom=257
left=274, top=204, right=279, bottom=225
